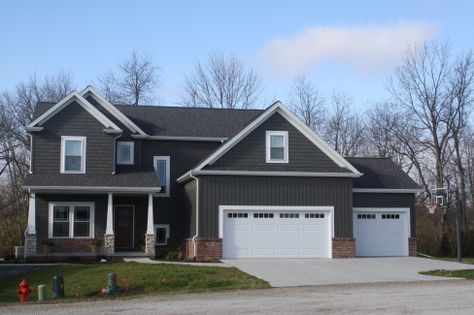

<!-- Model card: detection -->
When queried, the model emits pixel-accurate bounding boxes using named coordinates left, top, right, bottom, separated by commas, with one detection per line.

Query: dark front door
left=114, top=205, right=134, bottom=250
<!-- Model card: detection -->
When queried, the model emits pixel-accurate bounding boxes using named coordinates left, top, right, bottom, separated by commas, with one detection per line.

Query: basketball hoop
left=426, top=203, right=438, bottom=214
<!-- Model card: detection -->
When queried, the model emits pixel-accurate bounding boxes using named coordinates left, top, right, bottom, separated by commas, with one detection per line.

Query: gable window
left=61, top=136, right=86, bottom=173
left=153, top=156, right=170, bottom=197
left=49, top=202, right=95, bottom=238
left=266, top=131, right=288, bottom=163
left=117, top=141, right=134, bottom=165
left=155, top=224, right=170, bottom=245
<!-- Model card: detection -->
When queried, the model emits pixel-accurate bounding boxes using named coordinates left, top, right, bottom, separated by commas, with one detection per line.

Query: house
left=22, top=86, right=420, bottom=260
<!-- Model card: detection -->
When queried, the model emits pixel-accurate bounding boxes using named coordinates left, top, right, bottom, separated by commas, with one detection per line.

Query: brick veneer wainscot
left=332, top=237, right=356, bottom=258
left=409, top=237, right=417, bottom=256
left=185, top=238, right=222, bottom=260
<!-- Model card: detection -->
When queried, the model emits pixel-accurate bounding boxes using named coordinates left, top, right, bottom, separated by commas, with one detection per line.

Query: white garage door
left=353, top=208, right=410, bottom=257
left=221, top=207, right=332, bottom=259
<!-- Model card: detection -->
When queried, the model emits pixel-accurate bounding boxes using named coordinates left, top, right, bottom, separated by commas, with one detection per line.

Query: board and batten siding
left=353, top=193, right=416, bottom=237
left=205, top=112, right=349, bottom=172
left=198, top=175, right=353, bottom=238
left=32, top=101, right=115, bottom=175
left=183, top=179, right=197, bottom=237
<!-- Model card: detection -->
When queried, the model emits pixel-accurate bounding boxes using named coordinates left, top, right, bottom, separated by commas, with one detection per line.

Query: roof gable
left=27, top=91, right=122, bottom=132
left=179, top=102, right=362, bottom=179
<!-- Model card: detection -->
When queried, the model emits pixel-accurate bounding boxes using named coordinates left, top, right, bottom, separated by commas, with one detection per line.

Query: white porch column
left=145, top=192, right=156, bottom=256
left=104, top=193, right=115, bottom=255
left=24, top=192, right=37, bottom=258
left=27, top=193, right=36, bottom=234
left=106, top=193, right=114, bottom=235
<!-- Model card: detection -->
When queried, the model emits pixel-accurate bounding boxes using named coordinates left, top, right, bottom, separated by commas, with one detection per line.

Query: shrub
left=164, top=251, right=179, bottom=261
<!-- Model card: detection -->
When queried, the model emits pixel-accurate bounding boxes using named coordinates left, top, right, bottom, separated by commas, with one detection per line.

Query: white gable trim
left=28, top=91, right=122, bottom=131
left=190, top=101, right=362, bottom=175
left=80, top=86, right=147, bottom=135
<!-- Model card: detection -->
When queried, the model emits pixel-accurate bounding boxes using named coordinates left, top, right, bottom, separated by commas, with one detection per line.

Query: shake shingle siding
left=205, top=112, right=349, bottom=172
left=32, top=101, right=115, bottom=175
left=198, top=175, right=353, bottom=238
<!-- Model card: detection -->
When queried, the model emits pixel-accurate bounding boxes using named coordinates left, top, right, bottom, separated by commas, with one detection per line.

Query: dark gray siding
left=36, top=194, right=108, bottom=242
left=33, top=101, right=115, bottom=175
left=141, top=140, right=220, bottom=240
left=183, top=180, right=197, bottom=237
left=206, top=112, right=348, bottom=172
left=198, top=175, right=353, bottom=238
left=353, top=193, right=416, bottom=237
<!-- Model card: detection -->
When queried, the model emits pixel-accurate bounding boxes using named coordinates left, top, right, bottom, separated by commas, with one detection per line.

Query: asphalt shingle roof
left=346, top=157, right=420, bottom=189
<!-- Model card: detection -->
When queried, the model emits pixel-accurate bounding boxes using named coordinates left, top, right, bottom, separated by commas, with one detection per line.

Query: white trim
left=106, top=193, right=114, bottom=235
left=23, top=186, right=162, bottom=193
left=60, top=136, right=86, bottom=174
left=189, top=102, right=362, bottom=175
left=132, top=135, right=228, bottom=142
left=114, top=204, right=135, bottom=248
left=28, top=91, right=122, bottom=131
left=116, top=141, right=134, bottom=165
left=26, top=126, right=43, bottom=132
left=28, top=133, right=34, bottom=174
left=81, top=86, right=147, bottom=135
left=218, top=205, right=334, bottom=258
left=266, top=131, right=289, bottom=163
left=48, top=202, right=95, bottom=239
left=177, top=170, right=361, bottom=183
left=27, top=192, right=36, bottom=234
left=153, top=156, right=170, bottom=197
left=147, top=193, right=155, bottom=234
left=154, top=224, right=170, bottom=245
left=353, top=188, right=422, bottom=194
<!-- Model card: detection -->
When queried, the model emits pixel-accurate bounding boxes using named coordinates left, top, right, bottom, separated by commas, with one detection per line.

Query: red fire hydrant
left=17, top=279, right=31, bottom=303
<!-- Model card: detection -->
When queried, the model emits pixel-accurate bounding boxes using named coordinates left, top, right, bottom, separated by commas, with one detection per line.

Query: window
left=253, top=213, right=274, bottom=218
left=61, top=136, right=86, bottom=173
left=279, top=213, right=299, bottom=218
left=266, top=131, right=288, bottom=163
left=155, top=224, right=170, bottom=245
left=49, top=202, right=94, bottom=238
left=382, top=214, right=400, bottom=219
left=153, top=156, right=170, bottom=197
left=227, top=213, right=248, bottom=218
left=357, top=214, right=376, bottom=219
left=305, top=213, right=325, bottom=219
left=117, top=141, right=134, bottom=165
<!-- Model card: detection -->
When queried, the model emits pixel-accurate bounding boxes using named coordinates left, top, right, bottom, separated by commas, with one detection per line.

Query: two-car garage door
left=221, top=206, right=332, bottom=259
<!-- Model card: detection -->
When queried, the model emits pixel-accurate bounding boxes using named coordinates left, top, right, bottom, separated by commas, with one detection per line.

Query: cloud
left=255, top=21, right=439, bottom=78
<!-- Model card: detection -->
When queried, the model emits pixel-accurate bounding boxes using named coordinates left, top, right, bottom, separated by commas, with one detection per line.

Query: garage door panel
left=353, top=208, right=409, bottom=257
left=223, top=209, right=331, bottom=259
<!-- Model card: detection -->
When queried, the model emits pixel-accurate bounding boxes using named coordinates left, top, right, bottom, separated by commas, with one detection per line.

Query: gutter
left=132, top=135, right=228, bottom=142
left=190, top=172, right=199, bottom=260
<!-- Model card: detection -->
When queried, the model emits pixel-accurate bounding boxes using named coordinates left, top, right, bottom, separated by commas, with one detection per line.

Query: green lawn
left=0, top=262, right=270, bottom=304
left=420, top=256, right=474, bottom=279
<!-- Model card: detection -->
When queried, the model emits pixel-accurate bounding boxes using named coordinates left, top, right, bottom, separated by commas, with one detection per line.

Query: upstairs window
left=266, top=131, right=288, bottom=163
left=117, top=141, right=134, bottom=165
left=61, top=136, right=86, bottom=173
left=153, top=156, right=170, bottom=197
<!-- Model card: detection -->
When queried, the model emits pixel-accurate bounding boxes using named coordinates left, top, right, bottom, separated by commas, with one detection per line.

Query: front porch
left=24, top=191, right=158, bottom=259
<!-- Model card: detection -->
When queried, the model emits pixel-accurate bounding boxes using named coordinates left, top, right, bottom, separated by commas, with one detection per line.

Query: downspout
left=27, top=133, right=33, bottom=174
left=111, top=132, right=123, bottom=174
left=190, top=172, right=199, bottom=259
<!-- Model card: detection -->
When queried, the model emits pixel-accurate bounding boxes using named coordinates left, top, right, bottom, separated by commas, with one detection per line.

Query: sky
left=1, top=0, right=473, bottom=109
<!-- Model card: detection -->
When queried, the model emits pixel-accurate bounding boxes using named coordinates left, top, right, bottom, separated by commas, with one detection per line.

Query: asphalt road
left=2, top=280, right=474, bottom=314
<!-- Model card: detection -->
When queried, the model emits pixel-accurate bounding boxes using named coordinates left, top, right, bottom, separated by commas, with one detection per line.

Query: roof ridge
left=114, top=104, right=265, bottom=111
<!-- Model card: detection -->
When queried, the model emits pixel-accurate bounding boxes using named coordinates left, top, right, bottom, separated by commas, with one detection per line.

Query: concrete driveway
left=223, top=257, right=473, bottom=287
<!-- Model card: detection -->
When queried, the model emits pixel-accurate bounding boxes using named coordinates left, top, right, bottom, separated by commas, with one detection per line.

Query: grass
left=431, top=257, right=474, bottom=264
left=0, top=262, right=270, bottom=304
left=420, top=256, right=474, bottom=279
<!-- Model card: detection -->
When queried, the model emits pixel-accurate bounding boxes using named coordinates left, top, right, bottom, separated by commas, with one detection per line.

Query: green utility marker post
left=52, top=275, right=65, bottom=298
left=37, top=284, right=46, bottom=301
left=106, top=272, right=120, bottom=294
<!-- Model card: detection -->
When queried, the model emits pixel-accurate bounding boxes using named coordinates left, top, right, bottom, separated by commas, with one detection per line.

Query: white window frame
left=154, top=224, right=170, bottom=245
left=153, top=156, right=170, bottom=197
left=117, top=141, right=134, bottom=165
left=266, top=131, right=289, bottom=163
left=48, top=202, right=95, bottom=239
left=60, top=136, right=86, bottom=174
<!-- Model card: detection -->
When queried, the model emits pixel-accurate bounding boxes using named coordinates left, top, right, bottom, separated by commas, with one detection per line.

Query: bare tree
left=182, top=52, right=262, bottom=109
left=323, top=92, right=365, bottom=157
left=289, top=77, right=326, bottom=133
left=0, top=71, right=74, bottom=254
left=98, top=51, right=159, bottom=106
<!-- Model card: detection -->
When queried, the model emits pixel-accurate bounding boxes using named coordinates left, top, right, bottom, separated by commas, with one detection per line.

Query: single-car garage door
left=220, top=206, right=333, bottom=259
left=353, top=208, right=410, bottom=257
